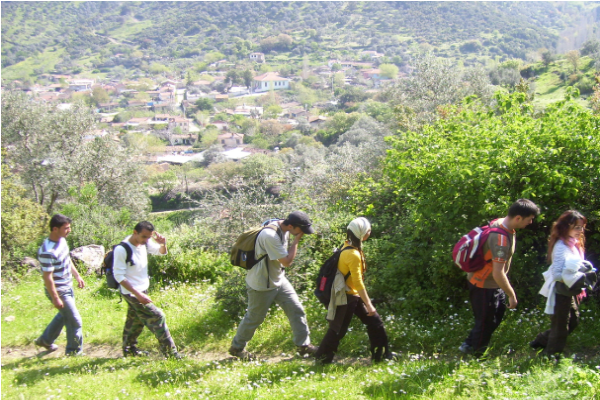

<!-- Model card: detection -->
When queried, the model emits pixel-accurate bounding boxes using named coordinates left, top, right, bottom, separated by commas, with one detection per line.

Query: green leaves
left=353, top=91, right=600, bottom=312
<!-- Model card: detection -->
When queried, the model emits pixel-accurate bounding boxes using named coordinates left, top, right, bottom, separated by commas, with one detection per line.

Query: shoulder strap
left=339, top=246, right=355, bottom=281
left=118, top=242, right=135, bottom=266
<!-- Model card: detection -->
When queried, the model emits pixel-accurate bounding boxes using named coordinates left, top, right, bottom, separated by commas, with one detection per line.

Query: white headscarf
left=347, top=217, right=371, bottom=241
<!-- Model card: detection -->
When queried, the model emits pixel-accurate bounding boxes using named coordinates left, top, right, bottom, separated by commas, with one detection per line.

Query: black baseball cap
left=286, top=211, right=315, bottom=234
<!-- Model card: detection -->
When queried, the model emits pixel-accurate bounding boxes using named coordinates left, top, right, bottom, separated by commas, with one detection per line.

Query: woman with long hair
left=531, top=210, right=592, bottom=355
left=314, top=217, right=392, bottom=364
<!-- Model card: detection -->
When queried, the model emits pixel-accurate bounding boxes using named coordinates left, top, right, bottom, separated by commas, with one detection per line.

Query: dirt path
left=1, top=345, right=369, bottom=365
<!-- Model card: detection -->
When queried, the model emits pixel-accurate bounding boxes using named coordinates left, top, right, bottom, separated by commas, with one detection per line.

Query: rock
left=20, top=257, right=40, bottom=271
left=4, top=316, right=15, bottom=322
left=70, top=245, right=105, bottom=274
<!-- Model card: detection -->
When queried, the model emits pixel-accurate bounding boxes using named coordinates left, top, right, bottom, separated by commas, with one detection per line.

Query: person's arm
left=119, top=279, right=152, bottom=304
left=277, top=232, right=303, bottom=268
left=42, top=272, right=64, bottom=309
left=550, top=241, right=566, bottom=282
left=492, top=261, right=517, bottom=309
left=358, top=289, right=376, bottom=316
left=70, top=260, right=85, bottom=289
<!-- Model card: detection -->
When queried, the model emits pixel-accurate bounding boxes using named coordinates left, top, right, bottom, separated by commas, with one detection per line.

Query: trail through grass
left=2, top=274, right=599, bottom=399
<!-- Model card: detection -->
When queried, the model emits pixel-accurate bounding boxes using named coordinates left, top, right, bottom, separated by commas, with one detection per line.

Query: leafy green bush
left=351, top=90, right=600, bottom=313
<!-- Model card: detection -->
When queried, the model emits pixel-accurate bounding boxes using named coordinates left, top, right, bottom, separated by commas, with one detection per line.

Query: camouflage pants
left=121, top=292, right=177, bottom=356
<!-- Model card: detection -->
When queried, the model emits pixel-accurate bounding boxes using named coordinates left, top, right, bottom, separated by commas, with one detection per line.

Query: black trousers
left=533, top=293, right=579, bottom=355
left=314, top=294, right=388, bottom=364
left=464, top=282, right=506, bottom=356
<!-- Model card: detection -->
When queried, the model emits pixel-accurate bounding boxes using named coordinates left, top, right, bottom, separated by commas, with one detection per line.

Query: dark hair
left=547, top=210, right=587, bottom=262
left=49, top=214, right=72, bottom=230
left=507, top=199, right=540, bottom=218
left=346, top=229, right=367, bottom=271
left=134, top=221, right=155, bottom=233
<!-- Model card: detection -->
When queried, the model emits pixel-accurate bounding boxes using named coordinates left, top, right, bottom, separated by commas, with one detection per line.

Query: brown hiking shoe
left=229, top=346, right=255, bottom=361
left=297, top=344, right=318, bottom=357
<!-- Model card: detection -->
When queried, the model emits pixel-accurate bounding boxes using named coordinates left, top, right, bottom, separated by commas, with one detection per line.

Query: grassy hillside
left=533, top=55, right=598, bottom=108
left=2, top=274, right=599, bottom=399
left=2, top=1, right=598, bottom=80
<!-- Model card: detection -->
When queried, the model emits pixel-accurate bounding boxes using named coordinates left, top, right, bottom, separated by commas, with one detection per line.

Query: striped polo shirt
left=38, top=237, right=73, bottom=291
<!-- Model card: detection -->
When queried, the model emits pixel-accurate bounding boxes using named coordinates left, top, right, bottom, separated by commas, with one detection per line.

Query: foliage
left=60, top=183, right=133, bottom=251
left=2, top=91, right=148, bottom=216
left=0, top=160, right=47, bottom=268
left=315, top=111, right=362, bottom=145
left=147, top=170, right=178, bottom=196
left=351, top=90, right=600, bottom=313
left=379, top=63, right=399, bottom=79
left=566, top=50, right=581, bottom=73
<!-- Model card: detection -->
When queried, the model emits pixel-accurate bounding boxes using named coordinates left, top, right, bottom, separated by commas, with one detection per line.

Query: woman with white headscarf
left=314, top=217, right=392, bottom=364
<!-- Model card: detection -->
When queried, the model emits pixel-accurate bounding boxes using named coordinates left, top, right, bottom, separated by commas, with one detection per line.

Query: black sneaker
left=123, top=346, right=149, bottom=357
left=297, top=344, right=318, bottom=357
left=458, top=342, right=474, bottom=354
left=529, top=340, right=544, bottom=350
left=229, top=346, right=255, bottom=361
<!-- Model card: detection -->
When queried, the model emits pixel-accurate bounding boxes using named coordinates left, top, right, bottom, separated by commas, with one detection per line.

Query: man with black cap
left=229, top=211, right=317, bottom=360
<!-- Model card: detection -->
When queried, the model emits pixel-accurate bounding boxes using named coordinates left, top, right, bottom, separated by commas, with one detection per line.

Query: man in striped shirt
left=35, top=214, right=86, bottom=355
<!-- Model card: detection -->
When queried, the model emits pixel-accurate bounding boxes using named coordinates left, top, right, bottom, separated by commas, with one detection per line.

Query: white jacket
left=327, top=270, right=349, bottom=321
left=539, top=240, right=585, bottom=314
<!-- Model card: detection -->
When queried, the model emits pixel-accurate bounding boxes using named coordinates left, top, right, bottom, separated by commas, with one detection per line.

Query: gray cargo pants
left=231, top=277, right=310, bottom=350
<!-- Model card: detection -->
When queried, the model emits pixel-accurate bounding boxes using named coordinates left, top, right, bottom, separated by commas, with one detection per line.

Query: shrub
left=351, top=90, right=600, bottom=313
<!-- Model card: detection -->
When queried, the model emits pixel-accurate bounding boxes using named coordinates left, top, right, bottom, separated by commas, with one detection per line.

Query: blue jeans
left=39, top=288, right=83, bottom=355
left=231, top=277, right=310, bottom=350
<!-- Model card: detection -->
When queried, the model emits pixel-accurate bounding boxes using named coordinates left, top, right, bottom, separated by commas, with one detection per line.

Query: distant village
left=3, top=50, right=405, bottom=168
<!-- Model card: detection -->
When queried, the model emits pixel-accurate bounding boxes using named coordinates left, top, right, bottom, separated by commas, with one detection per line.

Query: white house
left=249, top=52, right=266, bottom=63
left=68, top=79, right=95, bottom=92
left=252, top=72, right=290, bottom=93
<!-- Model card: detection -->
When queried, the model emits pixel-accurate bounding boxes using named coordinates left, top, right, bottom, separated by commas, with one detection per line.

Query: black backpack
left=314, top=247, right=353, bottom=306
left=101, top=242, right=134, bottom=289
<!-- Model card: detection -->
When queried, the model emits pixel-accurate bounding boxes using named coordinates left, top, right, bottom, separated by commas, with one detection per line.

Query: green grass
left=2, top=274, right=599, bottom=399
left=108, top=19, right=154, bottom=40
left=1, top=47, right=65, bottom=81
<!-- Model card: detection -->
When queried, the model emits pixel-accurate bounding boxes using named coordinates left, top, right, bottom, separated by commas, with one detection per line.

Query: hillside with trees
left=2, top=1, right=599, bottom=79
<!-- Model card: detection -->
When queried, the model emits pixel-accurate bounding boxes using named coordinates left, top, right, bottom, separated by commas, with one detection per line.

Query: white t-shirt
left=113, top=235, right=165, bottom=295
left=246, top=225, right=289, bottom=291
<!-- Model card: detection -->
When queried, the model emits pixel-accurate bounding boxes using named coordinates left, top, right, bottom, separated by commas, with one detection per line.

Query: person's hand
left=508, top=296, right=518, bottom=309
left=367, top=305, right=377, bottom=317
left=294, top=231, right=304, bottom=240
left=153, top=231, right=167, bottom=245
left=136, top=292, right=153, bottom=305
left=52, top=297, right=64, bottom=310
left=76, top=275, right=85, bottom=289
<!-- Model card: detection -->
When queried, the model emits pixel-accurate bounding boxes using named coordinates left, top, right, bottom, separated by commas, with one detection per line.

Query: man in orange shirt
left=459, top=199, right=540, bottom=357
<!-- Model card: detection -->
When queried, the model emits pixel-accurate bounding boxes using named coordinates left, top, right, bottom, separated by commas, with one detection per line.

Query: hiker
left=314, top=217, right=392, bottom=364
left=459, top=199, right=540, bottom=356
left=35, top=214, right=85, bottom=355
left=113, top=221, right=182, bottom=359
left=229, top=211, right=317, bottom=360
left=531, top=210, right=595, bottom=355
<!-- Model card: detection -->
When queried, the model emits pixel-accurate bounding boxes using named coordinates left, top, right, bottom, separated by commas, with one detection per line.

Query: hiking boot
left=297, top=344, right=318, bottom=357
left=123, top=346, right=149, bottom=357
left=167, top=351, right=185, bottom=360
left=229, top=345, right=255, bottom=361
left=458, top=342, right=474, bottom=355
left=529, top=340, right=544, bottom=350
left=34, top=338, right=58, bottom=353
left=371, top=346, right=394, bottom=363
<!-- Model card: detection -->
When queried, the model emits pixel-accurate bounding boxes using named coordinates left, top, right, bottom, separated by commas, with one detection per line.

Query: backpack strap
left=118, top=242, right=135, bottom=266
left=339, top=246, right=355, bottom=282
